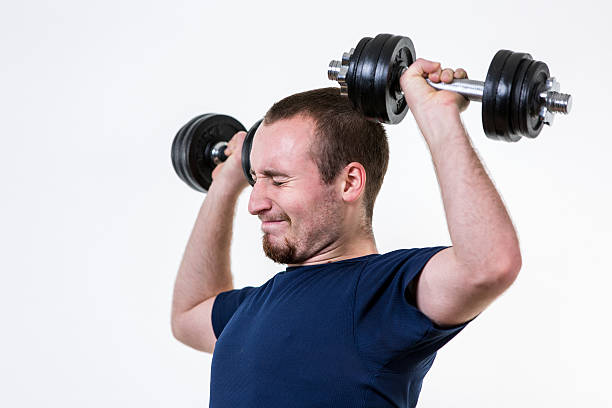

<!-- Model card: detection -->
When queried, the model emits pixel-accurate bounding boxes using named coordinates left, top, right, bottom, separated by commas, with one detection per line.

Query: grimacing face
left=247, top=115, right=344, bottom=265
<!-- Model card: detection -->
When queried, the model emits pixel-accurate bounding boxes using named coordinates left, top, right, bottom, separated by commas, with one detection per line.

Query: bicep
left=413, top=247, right=514, bottom=327
left=172, top=295, right=218, bottom=354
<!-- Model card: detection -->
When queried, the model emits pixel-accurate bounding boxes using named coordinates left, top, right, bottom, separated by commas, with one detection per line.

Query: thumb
left=404, top=58, right=441, bottom=78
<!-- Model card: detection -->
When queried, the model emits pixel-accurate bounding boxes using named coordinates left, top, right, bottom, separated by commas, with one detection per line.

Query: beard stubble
left=262, top=234, right=299, bottom=264
left=261, top=186, right=342, bottom=265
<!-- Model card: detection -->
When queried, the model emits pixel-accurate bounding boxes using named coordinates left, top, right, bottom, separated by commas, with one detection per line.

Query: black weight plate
left=172, top=114, right=210, bottom=187
left=519, top=60, right=549, bottom=138
left=494, top=51, right=529, bottom=142
left=482, top=50, right=512, bottom=140
left=178, top=114, right=246, bottom=192
left=171, top=116, right=195, bottom=185
left=179, top=114, right=216, bottom=191
left=173, top=114, right=206, bottom=184
left=347, top=36, right=372, bottom=113
left=355, top=33, right=393, bottom=120
left=517, top=61, right=535, bottom=137
left=373, top=34, right=415, bottom=124
left=370, top=35, right=397, bottom=123
left=241, top=119, right=263, bottom=187
left=509, top=55, right=533, bottom=138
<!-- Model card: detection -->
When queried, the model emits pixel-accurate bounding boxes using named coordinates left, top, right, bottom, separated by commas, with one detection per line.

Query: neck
left=288, top=231, right=378, bottom=267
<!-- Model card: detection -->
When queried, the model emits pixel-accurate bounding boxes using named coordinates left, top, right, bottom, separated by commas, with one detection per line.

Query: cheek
left=292, top=187, right=337, bottom=225
left=277, top=185, right=316, bottom=213
left=275, top=179, right=337, bottom=222
left=285, top=201, right=308, bottom=224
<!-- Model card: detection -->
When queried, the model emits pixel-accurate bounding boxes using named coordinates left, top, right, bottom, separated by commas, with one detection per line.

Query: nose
left=248, top=180, right=272, bottom=215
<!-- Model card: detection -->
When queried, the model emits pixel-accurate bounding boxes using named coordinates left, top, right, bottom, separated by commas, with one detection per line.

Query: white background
left=1, top=0, right=610, bottom=406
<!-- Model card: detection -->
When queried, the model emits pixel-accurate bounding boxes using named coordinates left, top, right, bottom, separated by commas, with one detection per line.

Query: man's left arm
left=401, top=59, right=522, bottom=328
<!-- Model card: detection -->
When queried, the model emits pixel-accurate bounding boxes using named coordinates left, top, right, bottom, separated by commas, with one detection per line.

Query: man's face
left=248, top=115, right=343, bottom=265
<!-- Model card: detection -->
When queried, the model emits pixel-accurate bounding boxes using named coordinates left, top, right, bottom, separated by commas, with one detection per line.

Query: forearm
left=171, top=182, right=241, bottom=318
left=416, top=107, right=521, bottom=274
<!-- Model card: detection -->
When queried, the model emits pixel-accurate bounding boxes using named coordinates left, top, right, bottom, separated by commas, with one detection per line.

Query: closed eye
left=250, top=169, right=291, bottom=185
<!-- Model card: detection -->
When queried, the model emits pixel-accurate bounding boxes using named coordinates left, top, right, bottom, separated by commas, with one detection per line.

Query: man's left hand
left=399, top=58, right=470, bottom=117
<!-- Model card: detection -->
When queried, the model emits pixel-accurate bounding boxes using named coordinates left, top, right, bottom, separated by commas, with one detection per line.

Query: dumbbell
left=327, top=33, right=573, bottom=142
left=171, top=113, right=260, bottom=192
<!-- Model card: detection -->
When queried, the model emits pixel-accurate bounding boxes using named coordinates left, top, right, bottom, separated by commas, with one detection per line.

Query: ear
left=340, top=162, right=366, bottom=204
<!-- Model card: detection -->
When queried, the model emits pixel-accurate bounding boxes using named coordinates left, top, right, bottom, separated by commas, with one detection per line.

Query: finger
left=226, top=130, right=246, bottom=152
left=224, top=144, right=239, bottom=158
left=228, top=131, right=246, bottom=147
left=429, top=64, right=445, bottom=83
left=224, top=142, right=234, bottom=155
left=440, top=68, right=454, bottom=83
left=454, top=68, right=468, bottom=79
left=405, top=58, right=442, bottom=78
left=232, top=130, right=247, bottom=140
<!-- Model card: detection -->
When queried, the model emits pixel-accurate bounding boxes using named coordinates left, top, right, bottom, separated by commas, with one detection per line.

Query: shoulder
left=214, top=275, right=279, bottom=310
left=355, top=246, right=450, bottom=304
left=360, top=247, right=450, bottom=278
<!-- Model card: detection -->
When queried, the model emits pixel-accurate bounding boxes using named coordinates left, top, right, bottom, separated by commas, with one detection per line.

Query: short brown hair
left=264, top=87, right=389, bottom=229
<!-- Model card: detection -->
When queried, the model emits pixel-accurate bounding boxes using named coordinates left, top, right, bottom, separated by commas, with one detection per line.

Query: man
left=171, top=59, right=522, bottom=407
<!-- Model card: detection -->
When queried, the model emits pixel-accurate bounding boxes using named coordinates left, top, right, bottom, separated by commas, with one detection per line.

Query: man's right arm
left=170, top=131, right=248, bottom=353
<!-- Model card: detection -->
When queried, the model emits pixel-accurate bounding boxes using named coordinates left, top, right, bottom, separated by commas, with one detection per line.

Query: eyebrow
left=249, top=169, right=291, bottom=178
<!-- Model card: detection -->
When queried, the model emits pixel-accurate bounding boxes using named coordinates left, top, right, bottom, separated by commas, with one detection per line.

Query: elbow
left=492, top=242, right=522, bottom=285
left=171, top=313, right=188, bottom=344
left=171, top=317, right=183, bottom=342
left=496, top=255, right=521, bottom=290
left=500, top=246, right=522, bottom=285
left=170, top=314, right=215, bottom=354
left=472, top=250, right=522, bottom=293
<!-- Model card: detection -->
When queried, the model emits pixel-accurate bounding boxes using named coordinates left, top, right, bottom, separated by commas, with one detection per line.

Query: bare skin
left=247, top=116, right=377, bottom=266
left=400, top=59, right=521, bottom=326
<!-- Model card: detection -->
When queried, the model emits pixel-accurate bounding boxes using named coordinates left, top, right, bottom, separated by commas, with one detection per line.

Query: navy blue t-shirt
left=210, top=247, right=471, bottom=407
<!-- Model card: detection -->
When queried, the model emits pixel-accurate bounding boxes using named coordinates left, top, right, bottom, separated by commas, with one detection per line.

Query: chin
left=262, top=234, right=300, bottom=264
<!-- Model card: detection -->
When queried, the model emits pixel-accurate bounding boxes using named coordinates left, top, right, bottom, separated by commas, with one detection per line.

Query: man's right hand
left=210, top=131, right=249, bottom=195
left=172, top=133, right=248, bottom=350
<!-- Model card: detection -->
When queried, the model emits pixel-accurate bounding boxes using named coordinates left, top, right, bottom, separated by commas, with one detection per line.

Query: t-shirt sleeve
left=211, top=286, right=257, bottom=339
left=354, top=246, right=473, bottom=364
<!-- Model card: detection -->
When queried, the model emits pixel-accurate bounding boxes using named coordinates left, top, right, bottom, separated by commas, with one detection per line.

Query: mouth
left=261, top=220, right=288, bottom=233
left=262, top=220, right=286, bottom=225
